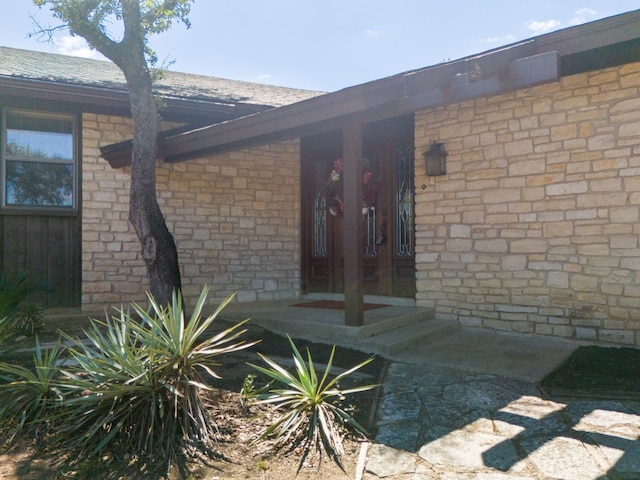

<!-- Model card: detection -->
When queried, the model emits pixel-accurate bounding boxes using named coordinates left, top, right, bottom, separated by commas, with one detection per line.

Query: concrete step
left=244, top=305, right=435, bottom=345
left=360, top=318, right=459, bottom=357
left=302, top=292, right=417, bottom=307
left=353, top=307, right=435, bottom=340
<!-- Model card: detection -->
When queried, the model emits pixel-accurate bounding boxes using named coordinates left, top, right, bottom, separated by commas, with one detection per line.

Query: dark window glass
left=3, top=111, right=75, bottom=208
left=6, top=161, right=73, bottom=206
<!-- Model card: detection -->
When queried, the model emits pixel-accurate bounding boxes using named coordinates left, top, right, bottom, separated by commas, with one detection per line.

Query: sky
left=0, top=1, right=638, bottom=92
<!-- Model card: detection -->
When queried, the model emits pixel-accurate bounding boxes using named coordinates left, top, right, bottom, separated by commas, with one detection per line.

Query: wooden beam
left=342, top=123, right=364, bottom=327
left=507, top=51, right=560, bottom=88
left=158, top=79, right=404, bottom=161
left=157, top=51, right=559, bottom=163
left=388, top=51, right=560, bottom=115
left=100, top=11, right=640, bottom=165
left=103, top=50, right=561, bottom=168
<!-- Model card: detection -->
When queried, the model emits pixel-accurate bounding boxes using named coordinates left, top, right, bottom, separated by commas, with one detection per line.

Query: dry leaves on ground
left=0, top=330, right=382, bottom=480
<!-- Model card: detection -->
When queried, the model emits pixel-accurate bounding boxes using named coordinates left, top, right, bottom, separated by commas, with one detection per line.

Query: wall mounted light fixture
left=422, top=142, right=447, bottom=176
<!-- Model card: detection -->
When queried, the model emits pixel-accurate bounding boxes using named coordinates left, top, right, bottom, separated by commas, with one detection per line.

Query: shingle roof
left=0, top=46, right=324, bottom=108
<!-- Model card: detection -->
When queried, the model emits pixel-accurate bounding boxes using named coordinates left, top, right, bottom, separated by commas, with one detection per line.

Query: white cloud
left=365, top=29, right=382, bottom=37
left=570, top=8, right=598, bottom=25
left=482, top=34, right=516, bottom=44
left=54, top=35, right=99, bottom=58
left=257, top=73, right=273, bottom=81
left=526, top=19, right=562, bottom=35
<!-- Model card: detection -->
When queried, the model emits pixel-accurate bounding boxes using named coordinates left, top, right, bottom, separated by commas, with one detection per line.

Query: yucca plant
left=0, top=271, right=45, bottom=338
left=8, top=301, right=45, bottom=336
left=248, top=335, right=378, bottom=472
left=0, top=338, right=65, bottom=445
left=0, top=317, right=11, bottom=352
left=51, top=285, right=256, bottom=474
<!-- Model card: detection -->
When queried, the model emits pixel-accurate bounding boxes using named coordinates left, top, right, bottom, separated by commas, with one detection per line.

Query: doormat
left=539, top=346, right=640, bottom=401
left=291, top=300, right=389, bottom=311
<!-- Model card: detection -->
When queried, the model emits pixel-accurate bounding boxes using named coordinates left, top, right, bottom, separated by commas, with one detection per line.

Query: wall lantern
left=422, top=142, right=447, bottom=176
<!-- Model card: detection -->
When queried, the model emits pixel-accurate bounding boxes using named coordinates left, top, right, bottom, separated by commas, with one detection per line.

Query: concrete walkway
left=363, top=329, right=640, bottom=480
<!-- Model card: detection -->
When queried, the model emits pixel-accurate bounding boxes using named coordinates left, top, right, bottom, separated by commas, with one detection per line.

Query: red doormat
left=291, top=300, right=389, bottom=311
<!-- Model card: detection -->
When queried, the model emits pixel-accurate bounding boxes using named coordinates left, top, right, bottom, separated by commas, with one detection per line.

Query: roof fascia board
left=0, top=76, right=270, bottom=120
left=0, top=76, right=131, bottom=110
left=157, top=79, right=405, bottom=157
left=158, top=50, right=560, bottom=163
left=534, top=9, right=640, bottom=55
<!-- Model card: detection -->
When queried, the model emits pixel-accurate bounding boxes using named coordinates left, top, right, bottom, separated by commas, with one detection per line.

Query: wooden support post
left=342, top=123, right=364, bottom=326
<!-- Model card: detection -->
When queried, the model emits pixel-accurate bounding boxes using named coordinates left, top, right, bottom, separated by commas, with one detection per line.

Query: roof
left=2, top=10, right=636, bottom=167
left=100, top=9, right=639, bottom=166
left=0, top=46, right=324, bottom=121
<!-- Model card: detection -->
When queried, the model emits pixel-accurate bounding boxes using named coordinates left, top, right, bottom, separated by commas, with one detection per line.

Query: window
left=2, top=109, right=76, bottom=209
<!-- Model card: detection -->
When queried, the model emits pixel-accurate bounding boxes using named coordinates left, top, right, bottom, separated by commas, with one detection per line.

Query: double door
left=301, top=115, right=415, bottom=298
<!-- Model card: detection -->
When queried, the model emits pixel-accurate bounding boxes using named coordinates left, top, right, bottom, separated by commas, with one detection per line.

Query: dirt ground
left=0, top=325, right=384, bottom=480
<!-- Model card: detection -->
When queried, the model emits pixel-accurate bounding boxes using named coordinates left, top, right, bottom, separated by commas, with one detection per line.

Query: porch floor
left=219, top=296, right=455, bottom=358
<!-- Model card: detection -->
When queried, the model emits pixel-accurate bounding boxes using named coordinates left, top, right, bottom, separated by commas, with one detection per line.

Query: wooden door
left=302, top=115, right=415, bottom=298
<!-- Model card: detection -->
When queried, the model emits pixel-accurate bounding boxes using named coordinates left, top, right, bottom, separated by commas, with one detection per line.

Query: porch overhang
left=104, top=45, right=560, bottom=166
left=98, top=9, right=640, bottom=167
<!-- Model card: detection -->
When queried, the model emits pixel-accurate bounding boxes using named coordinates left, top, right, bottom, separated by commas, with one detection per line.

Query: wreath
left=327, top=157, right=381, bottom=216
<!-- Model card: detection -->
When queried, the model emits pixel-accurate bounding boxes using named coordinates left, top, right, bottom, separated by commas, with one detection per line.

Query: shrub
left=0, top=271, right=45, bottom=343
left=0, top=338, right=64, bottom=445
left=17, top=285, right=254, bottom=475
left=0, top=317, right=11, bottom=352
left=248, top=335, right=378, bottom=472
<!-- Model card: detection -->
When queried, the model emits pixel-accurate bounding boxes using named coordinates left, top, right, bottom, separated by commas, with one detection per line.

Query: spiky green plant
left=0, top=271, right=45, bottom=342
left=248, top=335, right=378, bottom=472
left=0, top=338, right=65, bottom=444
left=9, top=301, right=45, bottom=335
left=51, top=285, right=256, bottom=474
left=0, top=271, right=31, bottom=317
left=0, top=317, right=10, bottom=353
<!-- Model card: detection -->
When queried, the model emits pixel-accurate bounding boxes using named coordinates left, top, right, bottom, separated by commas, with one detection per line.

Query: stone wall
left=82, top=113, right=301, bottom=311
left=414, top=62, right=640, bottom=346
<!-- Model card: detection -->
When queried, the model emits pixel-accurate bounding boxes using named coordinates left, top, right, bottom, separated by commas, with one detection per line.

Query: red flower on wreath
left=327, top=157, right=381, bottom=216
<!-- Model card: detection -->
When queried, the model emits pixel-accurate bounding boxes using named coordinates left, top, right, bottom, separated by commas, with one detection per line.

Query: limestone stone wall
left=414, top=62, right=640, bottom=346
left=82, top=114, right=141, bottom=309
left=82, top=113, right=301, bottom=311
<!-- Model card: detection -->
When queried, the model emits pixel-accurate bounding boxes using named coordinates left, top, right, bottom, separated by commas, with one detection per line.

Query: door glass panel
left=363, top=206, right=377, bottom=256
left=396, top=146, right=414, bottom=256
left=363, top=153, right=379, bottom=257
left=313, top=159, right=328, bottom=257
left=313, top=189, right=327, bottom=257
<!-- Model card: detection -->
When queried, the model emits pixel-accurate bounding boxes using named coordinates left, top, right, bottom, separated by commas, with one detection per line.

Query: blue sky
left=1, top=1, right=638, bottom=92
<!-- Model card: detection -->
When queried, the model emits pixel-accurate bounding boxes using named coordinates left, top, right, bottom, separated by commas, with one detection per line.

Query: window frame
left=1, top=108, right=79, bottom=213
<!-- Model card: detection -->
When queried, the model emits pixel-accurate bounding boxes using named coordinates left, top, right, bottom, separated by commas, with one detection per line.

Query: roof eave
left=0, top=76, right=273, bottom=122
left=148, top=46, right=560, bottom=164
left=101, top=9, right=639, bottom=166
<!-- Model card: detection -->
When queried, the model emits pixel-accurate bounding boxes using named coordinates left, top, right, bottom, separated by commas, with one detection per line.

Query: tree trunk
left=120, top=46, right=182, bottom=307
left=49, top=0, right=184, bottom=307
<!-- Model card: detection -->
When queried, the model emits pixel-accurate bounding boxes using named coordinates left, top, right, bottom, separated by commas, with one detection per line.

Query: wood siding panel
left=0, top=215, right=80, bottom=308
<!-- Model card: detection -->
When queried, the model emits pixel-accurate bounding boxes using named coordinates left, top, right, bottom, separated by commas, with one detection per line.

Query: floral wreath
left=327, top=157, right=381, bottom=216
